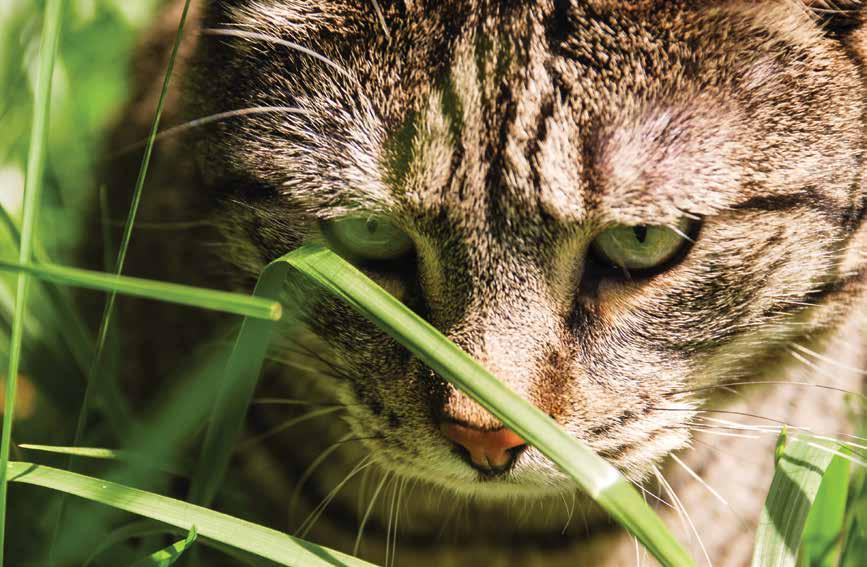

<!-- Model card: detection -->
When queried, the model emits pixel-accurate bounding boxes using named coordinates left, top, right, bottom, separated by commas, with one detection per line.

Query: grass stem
left=0, top=1, right=64, bottom=564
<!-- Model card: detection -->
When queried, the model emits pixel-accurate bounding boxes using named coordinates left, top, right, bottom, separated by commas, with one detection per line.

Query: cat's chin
left=369, top=453, right=578, bottom=502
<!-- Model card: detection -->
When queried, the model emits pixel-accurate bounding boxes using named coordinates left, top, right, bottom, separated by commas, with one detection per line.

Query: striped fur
left=101, top=1, right=867, bottom=565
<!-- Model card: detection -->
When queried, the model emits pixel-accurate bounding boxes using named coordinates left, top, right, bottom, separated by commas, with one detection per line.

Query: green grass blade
left=130, top=526, right=197, bottom=567
left=83, top=520, right=273, bottom=567
left=752, top=435, right=837, bottom=567
left=280, top=244, right=694, bottom=567
left=83, top=520, right=174, bottom=567
left=0, top=260, right=280, bottom=320
left=0, top=204, right=96, bottom=375
left=188, top=260, right=292, bottom=506
left=62, top=1, right=193, bottom=532
left=0, top=1, right=64, bottom=564
left=800, top=453, right=850, bottom=567
left=8, top=462, right=375, bottom=567
left=19, top=444, right=187, bottom=475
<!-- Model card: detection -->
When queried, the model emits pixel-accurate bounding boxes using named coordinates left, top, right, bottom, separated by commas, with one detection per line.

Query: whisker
left=355, top=471, right=391, bottom=556
left=237, top=406, right=344, bottom=451
left=391, top=477, right=406, bottom=567
left=652, top=407, right=795, bottom=428
left=672, top=380, right=866, bottom=400
left=654, top=467, right=713, bottom=567
left=289, top=432, right=358, bottom=523
left=203, top=28, right=354, bottom=80
left=251, top=397, right=357, bottom=409
left=671, top=454, right=747, bottom=529
left=630, top=479, right=674, bottom=510
left=560, top=490, right=578, bottom=535
left=688, top=428, right=762, bottom=440
left=385, top=475, right=398, bottom=567
left=802, top=440, right=867, bottom=467
left=791, top=342, right=867, bottom=376
left=297, top=455, right=373, bottom=538
left=690, top=420, right=867, bottom=459
left=110, top=106, right=307, bottom=157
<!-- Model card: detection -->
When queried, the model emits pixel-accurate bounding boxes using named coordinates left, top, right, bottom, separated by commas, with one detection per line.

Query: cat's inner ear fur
left=802, top=0, right=865, bottom=37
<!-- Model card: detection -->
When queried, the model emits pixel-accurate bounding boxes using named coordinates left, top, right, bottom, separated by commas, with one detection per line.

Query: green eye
left=323, top=216, right=414, bottom=261
left=591, top=220, right=691, bottom=272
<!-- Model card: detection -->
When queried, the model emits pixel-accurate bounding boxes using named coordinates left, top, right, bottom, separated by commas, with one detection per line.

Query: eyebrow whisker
left=203, top=28, right=354, bottom=80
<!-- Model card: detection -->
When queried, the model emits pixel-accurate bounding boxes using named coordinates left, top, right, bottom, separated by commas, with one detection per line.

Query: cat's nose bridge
left=438, top=296, right=564, bottom=430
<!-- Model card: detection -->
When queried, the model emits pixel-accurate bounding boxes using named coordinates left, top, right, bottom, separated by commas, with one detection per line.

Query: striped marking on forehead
left=397, top=3, right=591, bottom=234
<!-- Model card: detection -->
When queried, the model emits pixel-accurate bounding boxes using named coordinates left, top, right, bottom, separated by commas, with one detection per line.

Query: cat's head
left=189, top=0, right=867, bottom=499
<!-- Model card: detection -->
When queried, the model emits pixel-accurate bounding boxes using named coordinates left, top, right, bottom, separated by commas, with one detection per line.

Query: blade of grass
left=0, top=1, right=64, bottom=565
left=752, top=434, right=837, bottom=567
left=130, top=526, right=197, bottom=567
left=50, top=340, right=233, bottom=562
left=8, top=462, right=375, bottom=567
left=0, top=203, right=134, bottom=431
left=62, top=0, right=192, bottom=507
left=19, top=444, right=187, bottom=475
left=83, top=520, right=275, bottom=567
left=278, top=244, right=694, bottom=566
left=0, top=260, right=280, bottom=320
left=188, top=260, right=292, bottom=505
left=0, top=203, right=94, bottom=375
left=83, top=520, right=175, bottom=567
left=800, top=453, right=850, bottom=567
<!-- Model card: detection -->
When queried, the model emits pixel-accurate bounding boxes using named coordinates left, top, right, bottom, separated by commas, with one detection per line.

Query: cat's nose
left=440, top=422, right=527, bottom=473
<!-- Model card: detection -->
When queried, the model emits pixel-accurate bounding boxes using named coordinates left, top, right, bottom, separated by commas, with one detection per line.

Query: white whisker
left=204, top=28, right=354, bottom=79
left=654, top=467, right=713, bottom=567
left=112, top=106, right=306, bottom=156
left=801, top=439, right=867, bottom=467
left=289, top=431, right=355, bottom=523
left=355, top=471, right=391, bottom=556
left=297, top=455, right=373, bottom=538
left=237, top=406, right=344, bottom=450
left=792, top=343, right=867, bottom=376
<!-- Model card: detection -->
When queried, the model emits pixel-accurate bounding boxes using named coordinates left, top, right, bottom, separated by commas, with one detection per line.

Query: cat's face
left=192, top=1, right=867, bottom=499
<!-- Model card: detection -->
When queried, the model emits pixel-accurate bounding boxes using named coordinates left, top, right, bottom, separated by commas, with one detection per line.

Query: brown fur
left=99, top=1, right=867, bottom=565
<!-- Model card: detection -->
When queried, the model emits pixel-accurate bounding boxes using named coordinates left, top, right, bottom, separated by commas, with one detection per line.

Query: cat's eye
left=323, top=216, right=414, bottom=261
left=591, top=219, right=692, bottom=273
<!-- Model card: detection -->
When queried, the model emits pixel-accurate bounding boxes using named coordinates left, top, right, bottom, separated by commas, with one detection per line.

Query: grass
left=0, top=0, right=64, bottom=563
left=0, top=2, right=864, bottom=567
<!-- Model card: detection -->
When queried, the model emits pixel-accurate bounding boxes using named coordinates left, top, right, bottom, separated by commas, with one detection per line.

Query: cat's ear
left=803, top=1, right=865, bottom=37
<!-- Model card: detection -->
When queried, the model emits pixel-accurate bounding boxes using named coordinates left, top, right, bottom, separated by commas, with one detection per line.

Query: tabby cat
left=101, top=1, right=867, bottom=565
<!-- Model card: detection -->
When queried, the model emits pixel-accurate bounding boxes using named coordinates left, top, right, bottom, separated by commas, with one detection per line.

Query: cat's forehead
left=378, top=1, right=833, bottom=226
left=217, top=1, right=862, bottom=229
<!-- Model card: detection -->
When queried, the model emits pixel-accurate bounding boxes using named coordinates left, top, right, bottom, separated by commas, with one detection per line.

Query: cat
left=98, top=1, right=867, bottom=565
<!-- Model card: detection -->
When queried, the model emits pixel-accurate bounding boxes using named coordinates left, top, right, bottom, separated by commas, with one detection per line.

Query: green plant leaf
left=276, top=244, right=694, bottom=567
left=188, top=259, right=292, bottom=506
left=800, top=453, right=850, bottom=567
left=130, top=526, right=197, bottom=567
left=0, top=260, right=281, bottom=320
left=752, top=435, right=837, bottom=567
left=83, top=520, right=176, bottom=567
left=19, top=444, right=187, bottom=475
left=8, top=462, right=375, bottom=567
left=0, top=1, right=65, bottom=563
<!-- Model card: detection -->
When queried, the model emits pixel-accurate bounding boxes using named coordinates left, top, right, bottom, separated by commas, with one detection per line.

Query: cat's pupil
left=366, top=218, right=379, bottom=234
left=633, top=226, right=648, bottom=244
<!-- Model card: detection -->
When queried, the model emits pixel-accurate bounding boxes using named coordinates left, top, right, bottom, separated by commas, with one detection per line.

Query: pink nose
left=440, top=423, right=526, bottom=471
